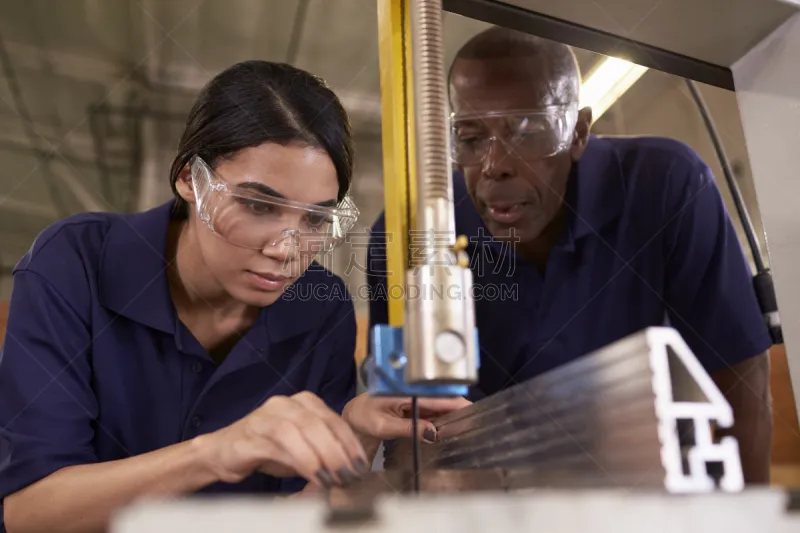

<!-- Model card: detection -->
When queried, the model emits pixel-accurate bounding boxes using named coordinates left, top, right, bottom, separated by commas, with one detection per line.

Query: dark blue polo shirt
left=0, top=202, right=356, bottom=527
left=367, top=136, right=772, bottom=400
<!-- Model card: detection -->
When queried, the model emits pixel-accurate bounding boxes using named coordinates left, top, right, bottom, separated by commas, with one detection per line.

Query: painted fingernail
left=337, top=467, right=359, bottom=485
left=423, top=427, right=437, bottom=443
left=354, top=457, right=370, bottom=475
left=316, top=468, right=335, bottom=488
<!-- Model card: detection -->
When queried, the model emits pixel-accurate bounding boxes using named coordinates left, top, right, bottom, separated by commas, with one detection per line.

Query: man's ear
left=174, top=165, right=195, bottom=204
left=569, top=106, right=593, bottom=161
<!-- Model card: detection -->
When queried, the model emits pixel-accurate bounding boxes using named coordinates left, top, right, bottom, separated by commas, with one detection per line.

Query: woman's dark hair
left=169, top=60, right=354, bottom=218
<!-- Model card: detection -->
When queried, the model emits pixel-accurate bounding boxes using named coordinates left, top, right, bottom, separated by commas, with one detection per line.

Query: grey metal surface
left=385, top=327, right=742, bottom=494
left=387, top=328, right=661, bottom=475
left=441, top=0, right=732, bottom=89
left=112, top=489, right=800, bottom=533
left=487, top=0, right=796, bottom=68
left=732, top=12, right=800, bottom=423
left=326, top=468, right=668, bottom=507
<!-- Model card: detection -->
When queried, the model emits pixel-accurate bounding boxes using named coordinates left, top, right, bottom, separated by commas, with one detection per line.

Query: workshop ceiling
left=1, top=0, right=781, bottom=284
left=0, top=0, right=606, bottom=275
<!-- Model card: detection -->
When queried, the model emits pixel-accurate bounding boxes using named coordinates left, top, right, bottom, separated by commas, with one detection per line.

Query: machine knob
left=435, top=330, right=466, bottom=363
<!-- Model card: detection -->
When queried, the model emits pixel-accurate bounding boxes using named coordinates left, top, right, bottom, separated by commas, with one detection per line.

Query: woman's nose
left=261, top=228, right=300, bottom=261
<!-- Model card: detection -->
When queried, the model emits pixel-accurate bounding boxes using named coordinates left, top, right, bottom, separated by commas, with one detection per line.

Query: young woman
left=0, top=60, right=468, bottom=533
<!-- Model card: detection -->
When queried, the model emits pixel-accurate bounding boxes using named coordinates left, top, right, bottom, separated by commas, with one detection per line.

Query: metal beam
left=0, top=32, right=71, bottom=217
left=137, top=0, right=163, bottom=87
left=136, top=115, right=164, bottom=212
left=285, top=0, right=311, bottom=65
left=441, top=0, right=736, bottom=90
left=0, top=40, right=143, bottom=91
left=0, top=118, right=131, bottom=166
left=0, top=139, right=128, bottom=171
left=155, top=59, right=384, bottom=120
left=385, top=327, right=744, bottom=494
left=48, top=159, right=106, bottom=212
left=0, top=197, right=58, bottom=219
left=134, top=0, right=167, bottom=214
left=0, top=39, right=383, bottom=124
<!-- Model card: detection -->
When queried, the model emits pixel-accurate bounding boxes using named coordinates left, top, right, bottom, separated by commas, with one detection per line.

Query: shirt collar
left=98, top=201, right=323, bottom=342
left=564, top=135, right=626, bottom=244
left=99, top=202, right=176, bottom=333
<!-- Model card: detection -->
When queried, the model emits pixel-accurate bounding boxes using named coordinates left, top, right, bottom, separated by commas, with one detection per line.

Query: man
left=365, top=27, right=773, bottom=484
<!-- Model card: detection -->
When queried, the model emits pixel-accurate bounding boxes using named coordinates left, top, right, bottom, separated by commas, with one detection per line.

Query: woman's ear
left=174, top=165, right=195, bottom=204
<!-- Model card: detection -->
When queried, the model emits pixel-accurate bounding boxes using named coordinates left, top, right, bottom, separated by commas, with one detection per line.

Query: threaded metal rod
left=411, top=0, right=456, bottom=267
left=412, top=0, right=451, bottom=201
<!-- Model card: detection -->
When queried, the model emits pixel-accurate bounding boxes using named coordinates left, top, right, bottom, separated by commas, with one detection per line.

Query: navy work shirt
left=0, top=202, right=357, bottom=527
left=367, top=136, right=772, bottom=400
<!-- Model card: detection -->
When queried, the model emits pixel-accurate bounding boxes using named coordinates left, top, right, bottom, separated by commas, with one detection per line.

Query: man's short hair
left=449, top=26, right=581, bottom=105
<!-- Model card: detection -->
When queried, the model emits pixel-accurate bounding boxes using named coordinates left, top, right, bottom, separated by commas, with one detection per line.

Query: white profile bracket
left=646, top=328, right=744, bottom=494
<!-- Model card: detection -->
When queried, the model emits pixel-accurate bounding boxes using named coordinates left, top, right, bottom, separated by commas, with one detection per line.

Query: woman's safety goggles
left=450, top=105, right=578, bottom=166
left=189, top=156, right=359, bottom=256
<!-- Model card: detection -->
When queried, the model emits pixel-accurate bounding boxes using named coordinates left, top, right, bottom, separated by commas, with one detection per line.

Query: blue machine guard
left=365, top=324, right=480, bottom=397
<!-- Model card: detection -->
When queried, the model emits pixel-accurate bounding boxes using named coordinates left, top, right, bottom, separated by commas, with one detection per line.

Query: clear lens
left=190, top=157, right=358, bottom=254
left=450, top=106, right=578, bottom=165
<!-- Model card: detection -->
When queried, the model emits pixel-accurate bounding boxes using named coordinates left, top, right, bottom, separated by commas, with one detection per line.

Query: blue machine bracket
left=364, top=324, right=481, bottom=397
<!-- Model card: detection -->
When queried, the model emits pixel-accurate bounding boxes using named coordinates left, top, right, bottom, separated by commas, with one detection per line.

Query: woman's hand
left=195, top=391, right=370, bottom=489
left=288, top=482, right=323, bottom=499
left=342, top=394, right=472, bottom=443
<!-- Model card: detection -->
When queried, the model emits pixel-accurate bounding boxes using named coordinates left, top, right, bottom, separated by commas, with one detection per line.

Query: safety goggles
left=450, top=105, right=578, bottom=166
left=189, top=156, right=359, bottom=256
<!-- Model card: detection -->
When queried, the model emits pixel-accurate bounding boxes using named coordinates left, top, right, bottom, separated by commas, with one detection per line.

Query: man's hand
left=195, top=391, right=370, bottom=489
left=342, top=394, right=472, bottom=443
left=711, top=353, right=773, bottom=485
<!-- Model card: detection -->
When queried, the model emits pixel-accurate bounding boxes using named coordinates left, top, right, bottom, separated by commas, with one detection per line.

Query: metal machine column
left=363, top=0, right=479, bottom=397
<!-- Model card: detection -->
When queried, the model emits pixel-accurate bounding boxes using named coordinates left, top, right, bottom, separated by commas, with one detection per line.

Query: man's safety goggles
left=450, top=105, right=578, bottom=166
left=189, top=156, right=359, bottom=256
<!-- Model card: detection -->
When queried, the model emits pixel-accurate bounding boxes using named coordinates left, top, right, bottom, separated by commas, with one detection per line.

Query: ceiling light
left=580, top=57, right=649, bottom=121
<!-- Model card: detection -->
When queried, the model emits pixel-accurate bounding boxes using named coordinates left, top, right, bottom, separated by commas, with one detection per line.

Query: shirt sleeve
left=316, top=294, right=358, bottom=416
left=366, top=214, right=390, bottom=330
left=663, top=163, right=772, bottom=373
left=278, top=285, right=358, bottom=494
left=0, top=269, right=99, bottom=503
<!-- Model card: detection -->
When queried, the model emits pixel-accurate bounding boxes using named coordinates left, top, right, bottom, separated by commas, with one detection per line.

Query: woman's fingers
left=293, top=392, right=369, bottom=473
left=244, top=392, right=466, bottom=486
left=257, top=461, right=296, bottom=478
left=390, top=396, right=472, bottom=419
left=358, top=413, right=438, bottom=443
left=414, top=397, right=472, bottom=418
left=285, top=402, right=360, bottom=486
left=339, top=395, right=471, bottom=442
left=266, top=417, right=327, bottom=486
left=258, top=393, right=368, bottom=487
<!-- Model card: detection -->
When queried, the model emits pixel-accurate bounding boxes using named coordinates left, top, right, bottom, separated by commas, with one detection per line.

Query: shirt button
left=191, top=362, right=204, bottom=374
left=191, top=416, right=202, bottom=428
